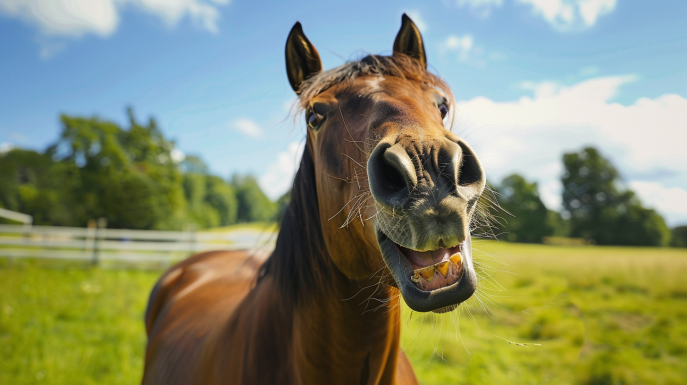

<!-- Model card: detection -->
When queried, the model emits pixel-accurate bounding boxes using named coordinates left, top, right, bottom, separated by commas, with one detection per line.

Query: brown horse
left=142, top=14, right=486, bottom=385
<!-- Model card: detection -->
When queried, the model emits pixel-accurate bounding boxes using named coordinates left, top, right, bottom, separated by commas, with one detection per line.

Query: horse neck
left=292, top=272, right=403, bottom=384
left=262, top=147, right=403, bottom=383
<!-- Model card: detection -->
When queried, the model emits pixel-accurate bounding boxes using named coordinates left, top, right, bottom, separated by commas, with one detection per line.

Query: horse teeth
left=411, top=271, right=420, bottom=283
left=449, top=252, right=462, bottom=266
left=417, top=266, right=435, bottom=282
left=436, top=261, right=449, bottom=278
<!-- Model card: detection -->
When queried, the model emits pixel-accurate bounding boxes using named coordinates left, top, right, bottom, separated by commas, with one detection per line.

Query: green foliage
left=670, top=226, right=687, bottom=248
left=547, top=209, right=570, bottom=237
left=0, top=149, right=83, bottom=226
left=0, top=110, right=273, bottom=230
left=232, top=175, right=277, bottom=222
left=0, top=110, right=189, bottom=229
left=562, top=147, right=669, bottom=246
left=49, top=110, right=188, bottom=229
left=204, top=176, right=238, bottom=226
left=183, top=173, right=238, bottom=228
left=493, top=174, right=554, bottom=243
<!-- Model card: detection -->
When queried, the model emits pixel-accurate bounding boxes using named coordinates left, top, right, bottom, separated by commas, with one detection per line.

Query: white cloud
left=517, top=0, right=616, bottom=32
left=0, top=142, right=14, bottom=155
left=232, top=118, right=263, bottom=139
left=449, top=0, right=616, bottom=30
left=0, top=0, right=229, bottom=39
left=441, top=34, right=499, bottom=67
left=453, top=0, right=503, bottom=18
left=629, top=182, right=687, bottom=225
left=259, top=141, right=305, bottom=201
left=445, top=34, right=474, bottom=52
left=442, top=34, right=476, bottom=62
left=404, top=10, right=428, bottom=32
left=454, top=75, right=687, bottom=226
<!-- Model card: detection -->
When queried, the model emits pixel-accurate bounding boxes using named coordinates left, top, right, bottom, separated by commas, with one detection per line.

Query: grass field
left=1, top=242, right=686, bottom=384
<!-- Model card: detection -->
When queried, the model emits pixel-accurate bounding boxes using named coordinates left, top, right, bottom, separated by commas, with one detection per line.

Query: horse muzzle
left=367, top=134, right=485, bottom=312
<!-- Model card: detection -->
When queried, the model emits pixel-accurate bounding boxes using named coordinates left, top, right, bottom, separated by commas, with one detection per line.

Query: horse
left=142, top=14, right=486, bottom=385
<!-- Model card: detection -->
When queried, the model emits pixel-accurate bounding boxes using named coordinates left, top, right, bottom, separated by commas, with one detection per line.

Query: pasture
left=1, top=242, right=686, bottom=385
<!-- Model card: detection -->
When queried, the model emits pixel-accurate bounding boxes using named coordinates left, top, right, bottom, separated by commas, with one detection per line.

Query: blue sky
left=1, top=0, right=686, bottom=225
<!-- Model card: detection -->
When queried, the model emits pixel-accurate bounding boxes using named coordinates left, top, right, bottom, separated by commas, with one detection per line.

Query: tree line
left=491, top=147, right=685, bottom=247
left=0, top=110, right=280, bottom=230
left=1, top=111, right=685, bottom=247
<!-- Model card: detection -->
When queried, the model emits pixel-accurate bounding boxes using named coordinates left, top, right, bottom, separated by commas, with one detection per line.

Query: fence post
left=92, top=217, right=107, bottom=266
left=189, top=223, right=197, bottom=255
left=86, top=219, right=96, bottom=264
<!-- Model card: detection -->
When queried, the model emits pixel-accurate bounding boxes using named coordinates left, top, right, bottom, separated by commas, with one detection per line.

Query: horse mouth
left=376, top=228, right=476, bottom=313
left=399, top=244, right=464, bottom=291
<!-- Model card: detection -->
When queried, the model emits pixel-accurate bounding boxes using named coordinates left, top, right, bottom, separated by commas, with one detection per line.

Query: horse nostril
left=457, top=142, right=484, bottom=187
left=380, top=160, right=407, bottom=193
left=439, top=140, right=485, bottom=201
left=368, top=143, right=417, bottom=208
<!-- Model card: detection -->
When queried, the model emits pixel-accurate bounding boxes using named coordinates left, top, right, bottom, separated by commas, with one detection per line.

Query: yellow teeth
left=411, top=252, right=464, bottom=283
left=418, top=266, right=435, bottom=282
left=436, top=261, right=450, bottom=278
left=449, top=252, right=462, bottom=265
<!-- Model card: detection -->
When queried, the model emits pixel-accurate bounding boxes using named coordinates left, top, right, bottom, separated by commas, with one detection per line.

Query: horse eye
left=438, top=103, right=449, bottom=120
left=307, top=111, right=324, bottom=130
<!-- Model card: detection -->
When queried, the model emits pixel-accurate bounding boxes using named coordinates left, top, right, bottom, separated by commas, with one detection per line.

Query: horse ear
left=285, top=22, right=322, bottom=93
left=393, top=14, right=427, bottom=69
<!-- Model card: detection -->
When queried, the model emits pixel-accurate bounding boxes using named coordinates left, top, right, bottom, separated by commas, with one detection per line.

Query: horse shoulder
left=142, top=250, right=261, bottom=385
left=193, top=275, right=296, bottom=384
left=395, top=350, right=419, bottom=385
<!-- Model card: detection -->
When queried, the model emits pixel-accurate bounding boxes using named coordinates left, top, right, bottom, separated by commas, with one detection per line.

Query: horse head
left=285, top=15, right=486, bottom=313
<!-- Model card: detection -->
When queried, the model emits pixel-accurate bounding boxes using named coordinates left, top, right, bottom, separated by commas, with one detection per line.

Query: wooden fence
left=0, top=224, right=274, bottom=265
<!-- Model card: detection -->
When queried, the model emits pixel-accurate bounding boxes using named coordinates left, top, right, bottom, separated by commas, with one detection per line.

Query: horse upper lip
left=396, top=243, right=462, bottom=270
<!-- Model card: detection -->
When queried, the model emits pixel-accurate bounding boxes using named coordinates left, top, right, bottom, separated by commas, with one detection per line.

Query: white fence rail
left=0, top=224, right=274, bottom=265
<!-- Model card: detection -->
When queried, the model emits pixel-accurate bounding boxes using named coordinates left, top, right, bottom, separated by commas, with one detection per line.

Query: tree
left=494, top=174, right=553, bottom=243
left=670, top=226, right=687, bottom=248
left=562, top=147, right=669, bottom=246
left=182, top=156, right=238, bottom=229
left=0, top=148, right=81, bottom=226
left=204, top=175, right=238, bottom=226
left=43, top=109, right=187, bottom=229
left=1, top=109, right=273, bottom=230
left=232, top=175, right=277, bottom=223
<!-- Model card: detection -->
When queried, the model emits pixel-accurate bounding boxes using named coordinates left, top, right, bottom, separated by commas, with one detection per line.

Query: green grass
left=403, top=241, right=687, bottom=385
left=1, top=242, right=686, bottom=384
left=201, top=221, right=278, bottom=233
left=0, top=259, right=159, bottom=385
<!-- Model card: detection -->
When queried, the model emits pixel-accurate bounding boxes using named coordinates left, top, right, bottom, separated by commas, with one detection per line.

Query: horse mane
left=258, top=54, right=452, bottom=304
left=256, top=143, right=334, bottom=304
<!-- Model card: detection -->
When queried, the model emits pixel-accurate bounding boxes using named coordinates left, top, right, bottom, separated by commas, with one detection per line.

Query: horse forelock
left=296, top=54, right=454, bottom=111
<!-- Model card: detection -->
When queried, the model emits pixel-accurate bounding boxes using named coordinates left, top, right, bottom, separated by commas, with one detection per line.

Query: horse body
left=142, top=254, right=417, bottom=385
left=143, top=15, right=486, bottom=384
